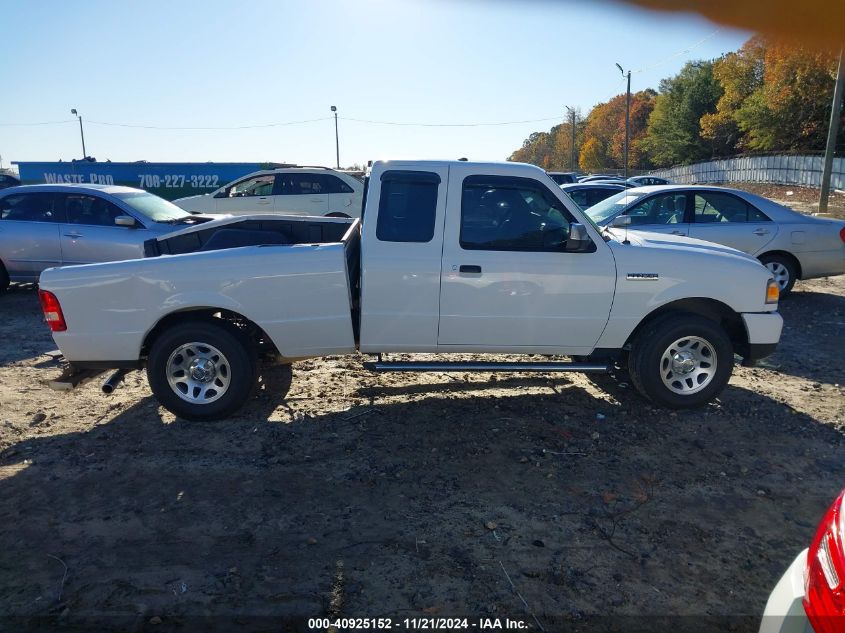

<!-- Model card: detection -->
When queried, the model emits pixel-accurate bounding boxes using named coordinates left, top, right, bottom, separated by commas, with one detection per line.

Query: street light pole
left=70, top=108, right=87, bottom=158
left=615, top=64, right=631, bottom=179
left=820, top=48, right=844, bottom=214
left=565, top=106, right=577, bottom=170
left=330, top=105, right=339, bottom=169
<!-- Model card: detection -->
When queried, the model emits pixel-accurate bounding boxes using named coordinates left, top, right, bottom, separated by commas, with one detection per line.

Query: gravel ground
left=0, top=276, right=843, bottom=632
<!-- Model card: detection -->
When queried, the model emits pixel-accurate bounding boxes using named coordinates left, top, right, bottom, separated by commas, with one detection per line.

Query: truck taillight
left=840, top=226, right=845, bottom=244
left=804, top=489, right=845, bottom=633
left=38, top=290, right=67, bottom=332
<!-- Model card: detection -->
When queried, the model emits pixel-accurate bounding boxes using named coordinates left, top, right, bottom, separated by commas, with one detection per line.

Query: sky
left=0, top=0, right=751, bottom=170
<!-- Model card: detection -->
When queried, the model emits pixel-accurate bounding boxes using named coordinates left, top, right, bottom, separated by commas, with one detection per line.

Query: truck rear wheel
left=147, top=321, right=257, bottom=420
left=628, top=314, right=733, bottom=408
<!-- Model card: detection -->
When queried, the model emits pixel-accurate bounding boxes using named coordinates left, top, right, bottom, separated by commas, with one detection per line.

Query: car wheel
left=628, top=314, right=733, bottom=409
left=0, top=262, right=8, bottom=292
left=147, top=321, right=257, bottom=421
left=759, top=254, right=796, bottom=296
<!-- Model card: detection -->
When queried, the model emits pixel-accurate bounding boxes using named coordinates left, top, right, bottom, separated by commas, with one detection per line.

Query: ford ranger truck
left=37, top=160, right=783, bottom=420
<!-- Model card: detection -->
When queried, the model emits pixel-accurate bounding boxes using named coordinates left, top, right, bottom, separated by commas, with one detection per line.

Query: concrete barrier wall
left=650, top=155, right=844, bottom=189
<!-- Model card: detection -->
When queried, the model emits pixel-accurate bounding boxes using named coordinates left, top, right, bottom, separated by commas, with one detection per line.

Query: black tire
left=0, top=261, right=9, bottom=292
left=147, top=321, right=257, bottom=421
left=628, top=314, right=733, bottom=409
left=759, top=253, right=797, bottom=296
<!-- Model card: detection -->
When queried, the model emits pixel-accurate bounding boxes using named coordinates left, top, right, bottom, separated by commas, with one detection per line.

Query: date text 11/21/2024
left=307, top=618, right=531, bottom=630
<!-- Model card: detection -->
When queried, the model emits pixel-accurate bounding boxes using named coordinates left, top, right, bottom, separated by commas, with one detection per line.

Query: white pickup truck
left=38, top=160, right=783, bottom=420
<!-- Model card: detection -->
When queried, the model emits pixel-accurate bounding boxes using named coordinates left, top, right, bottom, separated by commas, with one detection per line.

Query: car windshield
left=114, top=191, right=193, bottom=222
left=584, top=190, right=644, bottom=224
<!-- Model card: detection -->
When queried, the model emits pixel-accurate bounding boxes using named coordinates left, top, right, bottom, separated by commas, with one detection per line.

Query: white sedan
left=581, top=185, right=845, bottom=294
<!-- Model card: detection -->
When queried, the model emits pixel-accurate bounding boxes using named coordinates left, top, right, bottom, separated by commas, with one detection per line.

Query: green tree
left=640, top=61, right=723, bottom=166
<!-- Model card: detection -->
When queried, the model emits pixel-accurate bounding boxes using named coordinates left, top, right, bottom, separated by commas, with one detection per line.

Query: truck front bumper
left=741, top=312, right=783, bottom=365
left=759, top=549, right=812, bottom=633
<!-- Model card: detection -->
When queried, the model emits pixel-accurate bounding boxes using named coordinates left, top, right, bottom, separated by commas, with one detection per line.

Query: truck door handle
left=459, top=265, right=482, bottom=274
left=753, top=228, right=770, bottom=235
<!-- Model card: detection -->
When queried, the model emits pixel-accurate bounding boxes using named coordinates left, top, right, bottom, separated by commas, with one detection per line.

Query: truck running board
left=363, top=360, right=610, bottom=373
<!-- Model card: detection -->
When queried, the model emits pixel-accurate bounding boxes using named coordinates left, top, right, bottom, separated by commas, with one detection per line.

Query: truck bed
left=40, top=215, right=362, bottom=364
left=144, top=215, right=356, bottom=257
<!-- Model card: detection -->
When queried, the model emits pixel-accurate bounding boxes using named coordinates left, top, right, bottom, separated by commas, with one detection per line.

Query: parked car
left=579, top=174, right=619, bottom=183
left=547, top=171, right=579, bottom=185
left=0, top=184, right=212, bottom=290
left=0, top=174, right=21, bottom=190
left=560, top=182, right=628, bottom=209
left=173, top=166, right=364, bottom=217
left=39, top=160, right=782, bottom=420
left=583, top=185, right=845, bottom=294
left=760, top=488, right=844, bottom=633
left=627, top=175, right=671, bottom=186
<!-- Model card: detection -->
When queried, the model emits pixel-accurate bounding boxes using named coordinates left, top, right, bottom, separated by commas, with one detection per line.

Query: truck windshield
left=584, top=191, right=644, bottom=224
left=114, top=192, right=194, bottom=223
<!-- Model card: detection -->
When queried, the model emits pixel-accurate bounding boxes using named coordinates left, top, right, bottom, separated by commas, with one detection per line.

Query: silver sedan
left=0, top=184, right=213, bottom=290
left=582, top=184, right=845, bottom=294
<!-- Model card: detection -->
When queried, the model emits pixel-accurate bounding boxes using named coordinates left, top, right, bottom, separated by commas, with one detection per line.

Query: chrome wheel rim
left=765, top=261, right=790, bottom=290
left=659, top=336, right=717, bottom=396
left=166, top=342, right=231, bottom=404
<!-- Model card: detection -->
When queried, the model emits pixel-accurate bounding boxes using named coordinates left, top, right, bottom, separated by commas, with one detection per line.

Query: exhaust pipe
left=101, top=369, right=128, bottom=395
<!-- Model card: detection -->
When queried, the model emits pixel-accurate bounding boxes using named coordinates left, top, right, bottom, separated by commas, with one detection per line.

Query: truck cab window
left=375, top=171, right=439, bottom=243
left=460, top=176, right=574, bottom=251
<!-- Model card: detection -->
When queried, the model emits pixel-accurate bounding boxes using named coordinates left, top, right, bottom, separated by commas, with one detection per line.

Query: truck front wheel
left=147, top=321, right=257, bottom=421
left=628, top=314, right=733, bottom=408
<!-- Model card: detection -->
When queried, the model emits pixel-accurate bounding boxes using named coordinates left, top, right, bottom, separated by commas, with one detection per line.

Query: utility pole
left=70, top=108, right=87, bottom=158
left=565, top=106, right=577, bottom=170
left=616, top=63, right=631, bottom=179
left=330, top=105, right=340, bottom=169
left=820, top=48, right=844, bottom=214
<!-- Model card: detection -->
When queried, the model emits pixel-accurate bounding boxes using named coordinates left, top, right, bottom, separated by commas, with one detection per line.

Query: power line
left=86, top=116, right=333, bottom=130
left=0, top=114, right=565, bottom=130
left=340, top=115, right=563, bottom=127
left=0, top=119, right=75, bottom=126
left=632, top=29, right=722, bottom=74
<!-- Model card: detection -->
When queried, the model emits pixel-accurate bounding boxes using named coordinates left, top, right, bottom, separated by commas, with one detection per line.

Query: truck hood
left=607, top=228, right=758, bottom=263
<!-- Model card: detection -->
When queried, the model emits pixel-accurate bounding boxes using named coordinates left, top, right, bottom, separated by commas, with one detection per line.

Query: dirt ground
left=0, top=275, right=843, bottom=632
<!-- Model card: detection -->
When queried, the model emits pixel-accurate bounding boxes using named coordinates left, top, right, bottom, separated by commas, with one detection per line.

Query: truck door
left=437, top=165, right=616, bottom=354
left=359, top=166, right=450, bottom=352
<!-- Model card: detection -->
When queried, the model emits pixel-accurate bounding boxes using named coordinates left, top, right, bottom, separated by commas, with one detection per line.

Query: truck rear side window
left=376, top=171, right=439, bottom=243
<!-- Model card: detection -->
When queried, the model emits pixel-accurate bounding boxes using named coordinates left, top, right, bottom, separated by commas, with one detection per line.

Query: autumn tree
left=700, top=36, right=766, bottom=154
left=734, top=40, right=843, bottom=151
left=509, top=113, right=584, bottom=170
left=578, top=137, right=605, bottom=172
left=640, top=60, right=722, bottom=166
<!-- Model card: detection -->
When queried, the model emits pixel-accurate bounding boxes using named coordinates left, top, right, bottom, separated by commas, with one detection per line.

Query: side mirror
left=565, top=223, right=592, bottom=251
left=213, top=190, right=229, bottom=199
left=610, top=215, right=631, bottom=228
left=114, top=215, right=137, bottom=227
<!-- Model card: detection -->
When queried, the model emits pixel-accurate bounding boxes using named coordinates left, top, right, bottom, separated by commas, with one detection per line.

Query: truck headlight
left=765, top=279, right=780, bottom=304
